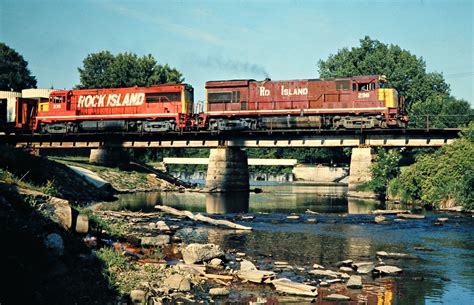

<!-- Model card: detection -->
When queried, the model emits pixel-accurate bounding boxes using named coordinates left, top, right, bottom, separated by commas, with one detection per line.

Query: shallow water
left=100, top=184, right=474, bottom=304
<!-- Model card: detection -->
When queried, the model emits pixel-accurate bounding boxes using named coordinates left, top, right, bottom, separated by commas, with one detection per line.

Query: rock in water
left=323, top=294, right=351, bottom=301
left=141, top=235, right=170, bottom=246
left=272, top=278, right=318, bottom=297
left=237, top=270, right=276, bottom=283
left=346, top=275, right=363, bottom=288
left=209, top=258, right=223, bottom=267
left=396, top=214, right=425, bottom=219
left=240, top=259, right=257, bottom=271
left=376, top=251, right=416, bottom=259
left=374, top=215, right=386, bottom=223
left=164, top=274, right=191, bottom=292
left=156, top=220, right=170, bottom=231
left=375, top=265, right=403, bottom=274
left=335, top=259, right=353, bottom=267
left=181, top=243, right=224, bottom=264
left=354, top=262, right=375, bottom=274
left=130, top=290, right=147, bottom=303
left=209, top=287, right=230, bottom=296
left=44, top=233, right=64, bottom=256
left=340, top=266, right=353, bottom=272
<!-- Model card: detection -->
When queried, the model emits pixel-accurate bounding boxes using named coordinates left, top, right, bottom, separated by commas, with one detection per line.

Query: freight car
left=202, top=75, right=406, bottom=130
left=15, top=84, right=194, bottom=133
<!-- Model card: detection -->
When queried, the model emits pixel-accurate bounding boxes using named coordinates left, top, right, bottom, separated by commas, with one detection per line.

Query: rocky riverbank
left=78, top=206, right=416, bottom=304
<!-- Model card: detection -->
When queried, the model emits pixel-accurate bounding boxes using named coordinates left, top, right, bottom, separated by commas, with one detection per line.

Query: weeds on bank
left=0, top=168, right=60, bottom=197
left=96, top=247, right=133, bottom=292
left=96, top=247, right=166, bottom=295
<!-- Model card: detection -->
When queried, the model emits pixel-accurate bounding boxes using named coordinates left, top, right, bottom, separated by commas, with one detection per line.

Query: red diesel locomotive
left=11, top=75, right=406, bottom=134
left=15, top=84, right=194, bottom=133
left=203, top=75, right=406, bottom=131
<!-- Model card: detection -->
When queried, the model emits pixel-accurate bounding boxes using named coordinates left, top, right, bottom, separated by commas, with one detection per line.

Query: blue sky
left=1, top=0, right=472, bottom=104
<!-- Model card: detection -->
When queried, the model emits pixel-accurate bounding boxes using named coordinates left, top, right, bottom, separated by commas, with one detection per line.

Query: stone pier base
left=348, top=147, right=375, bottom=191
left=205, top=147, right=249, bottom=192
left=89, top=147, right=129, bottom=166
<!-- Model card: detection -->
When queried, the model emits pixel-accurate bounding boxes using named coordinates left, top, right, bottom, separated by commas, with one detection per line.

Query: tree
left=360, top=149, right=402, bottom=199
left=77, top=51, right=183, bottom=89
left=318, top=36, right=449, bottom=108
left=0, top=43, right=37, bottom=91
left=317, top=36, right=473, bottom=128
left=409, top=94, right=473, bottom=128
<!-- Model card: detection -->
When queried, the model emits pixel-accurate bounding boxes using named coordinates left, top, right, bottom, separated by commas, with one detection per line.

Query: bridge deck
left=0, top=128, right=460, bottom=148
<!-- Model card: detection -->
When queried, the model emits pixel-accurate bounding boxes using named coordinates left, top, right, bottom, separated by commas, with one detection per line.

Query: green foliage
left=95, top=248, right=131, bottom=291
left=40, top=180, right=60, bottom=197
left=409, top=93, right=473, bottom=128
left=0, top=42, right=37, bottom=91
left=389, top=122, right=474, bottom=209
left=362, top=149, right=402, bottom=198
left=317, top=36, right=472, bottom=127
left=77, top=51, right=183, bottom=89
left=96, top=248, right=130, bottom=272
left=318, top=36, right=449, bottom=107
left=246, top=148, right=348, bottom=165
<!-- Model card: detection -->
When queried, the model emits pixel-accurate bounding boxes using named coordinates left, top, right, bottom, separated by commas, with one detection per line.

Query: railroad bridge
left=0, top=128, right=461, bottom=191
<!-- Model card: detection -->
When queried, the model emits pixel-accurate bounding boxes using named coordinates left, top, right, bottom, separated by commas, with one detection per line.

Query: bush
left=360, top=148, right=401, bottom=198
left=389, top=123, right=474, bottom=209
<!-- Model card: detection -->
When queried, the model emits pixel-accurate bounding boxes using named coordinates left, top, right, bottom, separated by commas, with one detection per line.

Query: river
left=101, top=183, right=474, bottom=304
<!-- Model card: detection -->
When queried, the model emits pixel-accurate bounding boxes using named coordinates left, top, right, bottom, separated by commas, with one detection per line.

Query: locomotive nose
left=378, top=88, right=398, bottom=108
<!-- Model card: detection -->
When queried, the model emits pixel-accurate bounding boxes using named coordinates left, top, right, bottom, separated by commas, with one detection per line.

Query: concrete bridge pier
left=205, top=147, right=249, bottom=192
left=89, top=147, right=129, bottom=166
left=348, top=147, right=375, bottom=191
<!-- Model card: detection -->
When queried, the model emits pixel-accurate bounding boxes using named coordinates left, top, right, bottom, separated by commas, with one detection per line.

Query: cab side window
left=357, top=83, right=375, bottom=91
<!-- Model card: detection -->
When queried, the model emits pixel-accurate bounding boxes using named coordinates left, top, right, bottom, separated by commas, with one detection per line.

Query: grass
left=51, top=156, right=163, bottom=191
left=354, top=181, right=375, bottom=192
left=0, top=168, right=61, bottom=196
left=95, top=248, right=133, bottom=292
left=95, top=247, right=166, bottom=295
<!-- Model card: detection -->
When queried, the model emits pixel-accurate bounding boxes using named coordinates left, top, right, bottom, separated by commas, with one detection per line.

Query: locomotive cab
left=348, top=75, right=406, bottom=127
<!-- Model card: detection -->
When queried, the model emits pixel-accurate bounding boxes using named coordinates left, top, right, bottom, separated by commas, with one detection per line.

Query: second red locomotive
left=203, top=75, right=406, bottom=131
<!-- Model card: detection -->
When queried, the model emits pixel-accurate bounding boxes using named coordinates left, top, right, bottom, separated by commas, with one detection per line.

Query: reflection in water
left=99, top=192, right=162, bottom=212
left=205, top=193, right=249, bottom=214
left=102, top=185, right=385, bottom=215
left=348, top=198, right=381, bottom=214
